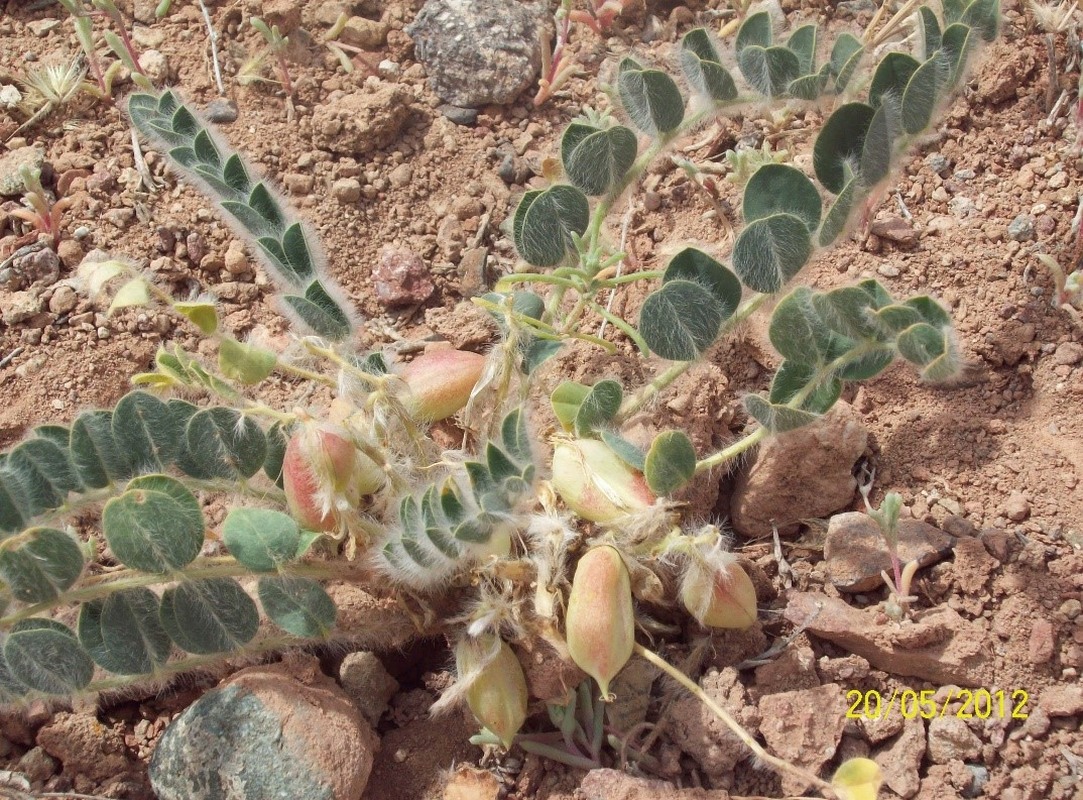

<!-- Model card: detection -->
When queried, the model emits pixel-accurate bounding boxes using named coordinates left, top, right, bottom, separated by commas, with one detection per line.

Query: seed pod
left=455, top=634, right=528, bottom=748
left=565, top=545, right=634, bottom=699
left=680, top=556, right=757, bottom=629
left=400, top=349, right=486, bottom=422
left=283, top=422, right=380, bottom=531
left=551, top=439, right=655, bottom=523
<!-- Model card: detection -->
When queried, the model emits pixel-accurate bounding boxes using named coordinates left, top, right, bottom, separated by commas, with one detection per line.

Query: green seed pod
left=679, top=556, right=758, bottom=629
left=400, top=349, right=486, bottom=422
left=551, top=439, right=655, bottom=523
left=565, top=545, right=634, bottom=699
left=455, top=634, right=528, bottom=748
left=283, top=421, right=381, bottom=532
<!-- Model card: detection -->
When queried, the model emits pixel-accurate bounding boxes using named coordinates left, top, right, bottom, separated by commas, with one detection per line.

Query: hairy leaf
left=732, top=213, right=812, bottom=293
left=258, top=576, right=336, bottom=638
left=744, top=164, right=822, bottom=231
left=638, top=280, right=725, bottom=361
left=644, top=431, right=696, bottom=495
left=4, top=619, right=93, bottom=695
left=814, top=103, right=875, bottom=193
left=102, top=475, right=204, bottom=572
left=561, top=122, right=638, bottom=196
left=617, top=58, right=685, bottom=135
left=159, top=578, right=259, bottom=654
left=512, top=185, right=590, bottom=267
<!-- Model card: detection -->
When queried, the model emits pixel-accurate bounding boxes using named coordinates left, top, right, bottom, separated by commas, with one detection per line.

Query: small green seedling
left=250, top=16, right=295, bottom=106
left=10, top=165, right=72, bottom=250
left=859, top=470, right=918, bottom=620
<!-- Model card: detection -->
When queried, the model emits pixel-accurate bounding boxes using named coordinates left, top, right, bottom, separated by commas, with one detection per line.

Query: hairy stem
left=634, top=644, right=837, bottom=797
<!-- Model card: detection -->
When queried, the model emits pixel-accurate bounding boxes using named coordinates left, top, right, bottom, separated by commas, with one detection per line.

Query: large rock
left=668, top=668, right=760, bottom=779
left=758, top=683, right=847, bottom=796
left=784, top=593, right=990, bottom=687
left=730, top=402, right=868, bottom=538
left=406, top=0, right=549, bottom=107
left=150, top=657, right=378, bottom=800
left=0, top=147, right=45, bottom=196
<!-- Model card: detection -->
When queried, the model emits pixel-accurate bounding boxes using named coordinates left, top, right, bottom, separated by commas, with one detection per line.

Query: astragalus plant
left=0, top=1, right=999, bottom=796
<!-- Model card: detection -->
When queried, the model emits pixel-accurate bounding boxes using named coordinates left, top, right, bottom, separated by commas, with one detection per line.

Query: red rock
left=372, top=247, right=434, bottom=307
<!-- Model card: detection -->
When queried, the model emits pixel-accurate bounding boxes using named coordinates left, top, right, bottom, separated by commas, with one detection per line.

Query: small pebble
left=437, top=104, right=478, bottom=126
left=1052, top=341, right=1083, bottom=366
left=1003, top=492, right=1030, bottom=522
left=1006, top=214, right=1035, bottom=242
left=205, top=99, right=239, bottom=124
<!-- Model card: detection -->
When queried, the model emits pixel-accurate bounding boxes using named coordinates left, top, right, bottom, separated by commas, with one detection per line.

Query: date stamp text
left=845, top=689, right=1029, bottom=720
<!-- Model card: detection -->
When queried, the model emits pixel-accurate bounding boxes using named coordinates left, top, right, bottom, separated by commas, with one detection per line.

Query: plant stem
left=633, top=644, right=837, bottom=797
left=694, top=426, right=767, bottom=474
left=588, top=301, right=650, bottom=354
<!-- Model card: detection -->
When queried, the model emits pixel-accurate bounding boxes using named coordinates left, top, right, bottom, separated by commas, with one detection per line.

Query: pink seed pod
left=550, top=439, right=655, bottom=523
left=455, top=634, right=528, bottom=748
left=679, top=555, right=758, bottom=630
left=565, top=545, right=634, bottom=700
left=400, top=349, right=486, bottom=422
left=283, top=421, right=379, bottom=531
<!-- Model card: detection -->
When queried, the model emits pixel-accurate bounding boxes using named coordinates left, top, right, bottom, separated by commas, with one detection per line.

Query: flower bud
left=455, top=634, right=528, bottom=748
left=680, top=556, right=757, bottom=630
left=565, top=545, right=634, bottom=700
left=283, top=421, right=381, bottom=531
left=400, top=349, right=486, bottom=422
left=550, top=439, right=655, bottom=523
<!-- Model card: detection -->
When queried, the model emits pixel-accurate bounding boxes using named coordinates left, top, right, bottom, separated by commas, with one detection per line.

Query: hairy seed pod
left=680, top=557, right=757, bottom=629
left=283, top=422, right=380, bottom=531
left=565, top=545, right=634, bottom=700
left=400, top=349, right=486, bottom=422
left=455, top=634, right=528, bottom=748
left=550, top=439, right=655, bottom=523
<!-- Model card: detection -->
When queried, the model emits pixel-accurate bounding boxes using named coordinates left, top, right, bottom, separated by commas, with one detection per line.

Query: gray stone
left=10, top=246, right=60, bottom=290
left=824, top=512, right=955, bottom=592
left=406, top=0, right=549, bottom=107
left=1006, top=214, right=1035, bottom=242
left=924, top=153, right=950, bottom=174
left=17, top=746, right=58, bottom=784
left=338, top=651, right=399, bottom=727
left=150, top=658, right=377, bottom=800
left=206, top=99, right=239, bottom=124
left=438, top=104, right=478, bottom=126
left=0, top=147, right=45, bottom=196
left=730, top=401, right=868, bottom=538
